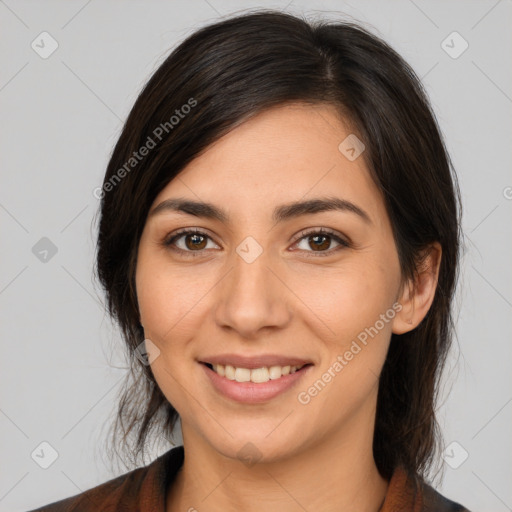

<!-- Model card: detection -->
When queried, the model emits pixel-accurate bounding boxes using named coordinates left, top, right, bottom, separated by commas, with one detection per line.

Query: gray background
left=1, top=1, right=511, bottom=511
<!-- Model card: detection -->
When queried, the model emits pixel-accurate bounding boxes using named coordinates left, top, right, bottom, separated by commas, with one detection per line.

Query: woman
left=30, top=10, right=470, bottom=512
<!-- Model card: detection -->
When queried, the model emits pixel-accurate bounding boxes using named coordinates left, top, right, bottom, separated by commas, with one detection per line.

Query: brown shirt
left=28, top=445, right=471, bottom=511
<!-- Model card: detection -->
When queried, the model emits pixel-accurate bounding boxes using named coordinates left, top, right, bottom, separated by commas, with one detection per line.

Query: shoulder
left=420, top=479, right=472, bottom=512
left=382, top=465, right=472, bottom=512
left=27, top=445, right=184, bottom=512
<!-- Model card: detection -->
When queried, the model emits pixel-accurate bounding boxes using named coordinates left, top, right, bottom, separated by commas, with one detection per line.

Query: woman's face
left=136, top=103, right=405, bottom=463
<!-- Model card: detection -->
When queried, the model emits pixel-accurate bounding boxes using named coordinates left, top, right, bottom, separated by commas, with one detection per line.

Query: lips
left=201, top=359, right=313, bottom=403
left=204, top=361, right=309, bottom=383
left=197, top=353, right=314, bottom=403
left=199, top=353, right=312, bottom=369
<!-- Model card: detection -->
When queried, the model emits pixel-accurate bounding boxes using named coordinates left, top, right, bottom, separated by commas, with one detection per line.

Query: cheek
left=294, top=262, right=397, bottom=423
left=136, top=247, right=215, bottom=344
left=289, top=256, right=397, bottom=343
left=137, top=273, right=186, bottom=343
left=136, top=243, right=179, bottom=339
left=135, top=252, right=201, bottom=412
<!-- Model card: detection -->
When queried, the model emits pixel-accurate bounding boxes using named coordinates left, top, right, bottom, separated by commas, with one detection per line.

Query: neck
left=167, top=410, right=388, bottom=512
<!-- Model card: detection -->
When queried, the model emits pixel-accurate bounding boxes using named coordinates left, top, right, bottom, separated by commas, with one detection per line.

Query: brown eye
left=165, top=229, right=218, bottom=256
left=293, top=228, right=350, bottom=256
left=164, top=227, right=349, bottom=258
left=184, top=233, right=207, bottom=250
left=307, top=234, right=331, bottom=251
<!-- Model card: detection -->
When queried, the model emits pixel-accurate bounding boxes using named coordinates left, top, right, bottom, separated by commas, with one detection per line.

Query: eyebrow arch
left=149, top=196, right=372, bottom=225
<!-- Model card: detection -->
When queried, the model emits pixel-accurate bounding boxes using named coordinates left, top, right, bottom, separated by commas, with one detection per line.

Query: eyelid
left=164, top=228, right=220, bottom=252
left=163, top=226, right=350, bottom=256
left=292, top=227, right=350, bottom=247
left=289, top=227, right=350, bottom=257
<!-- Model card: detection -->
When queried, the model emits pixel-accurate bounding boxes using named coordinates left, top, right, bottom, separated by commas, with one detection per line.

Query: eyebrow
left=149, top=196, right=372, bottom=225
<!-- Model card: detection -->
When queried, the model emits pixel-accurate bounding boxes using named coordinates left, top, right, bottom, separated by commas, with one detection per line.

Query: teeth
left=216, top=364, right=225, bottom=377
left=225, top=364, right=235, bottom=380
left=251, top=367, right=269, bottom=383
left=234, top=367, right=251, bottom=382
left=211, top=363, right=304, bottom=383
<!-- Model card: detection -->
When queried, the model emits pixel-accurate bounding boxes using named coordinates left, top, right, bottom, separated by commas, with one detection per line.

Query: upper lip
left=199, top=354, right=313, bottom=369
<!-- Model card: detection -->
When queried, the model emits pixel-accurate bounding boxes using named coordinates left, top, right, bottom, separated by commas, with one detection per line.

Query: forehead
left=151, top=103, right=385, bottom=227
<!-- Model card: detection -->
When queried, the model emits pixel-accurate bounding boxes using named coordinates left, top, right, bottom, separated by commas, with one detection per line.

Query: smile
left=205, top=362, right=309, bottom=383
left=200, top=361, right=313, bottom=404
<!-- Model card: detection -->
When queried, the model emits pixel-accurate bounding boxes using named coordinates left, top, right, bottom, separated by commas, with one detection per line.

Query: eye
left=164, top=229, right=219, bottom=257
left=291, top=228, right=350, bottom=256
left=163, top=227, right=350, bottom=258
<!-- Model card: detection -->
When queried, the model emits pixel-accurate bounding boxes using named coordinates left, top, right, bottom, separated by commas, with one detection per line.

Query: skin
left=135, top=103, right=442, bottom=512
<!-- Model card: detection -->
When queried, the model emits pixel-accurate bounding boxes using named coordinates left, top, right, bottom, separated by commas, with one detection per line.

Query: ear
left=392, top=242, right=442, bottom=335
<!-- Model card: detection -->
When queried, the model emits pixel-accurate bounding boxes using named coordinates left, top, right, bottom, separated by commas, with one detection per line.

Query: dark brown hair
left=95, top=10, right=462, bottom=480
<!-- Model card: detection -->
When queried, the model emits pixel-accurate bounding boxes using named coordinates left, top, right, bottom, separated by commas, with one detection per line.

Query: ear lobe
left=392, top=242, right=442, bottom=335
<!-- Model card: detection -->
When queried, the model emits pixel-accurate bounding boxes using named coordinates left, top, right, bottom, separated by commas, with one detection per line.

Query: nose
left=213, top=247, right=292, bottom=339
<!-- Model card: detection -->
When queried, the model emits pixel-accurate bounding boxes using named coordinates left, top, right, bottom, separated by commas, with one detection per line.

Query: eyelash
left=163, top=227, right=350, bottom=258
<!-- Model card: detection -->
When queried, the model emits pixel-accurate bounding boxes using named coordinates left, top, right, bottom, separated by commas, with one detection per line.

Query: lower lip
left=201, top=363, right=313, bottom=404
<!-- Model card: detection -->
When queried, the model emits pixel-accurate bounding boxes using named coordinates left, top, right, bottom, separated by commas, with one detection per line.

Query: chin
left=204, top=431, right=304, bottom=467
